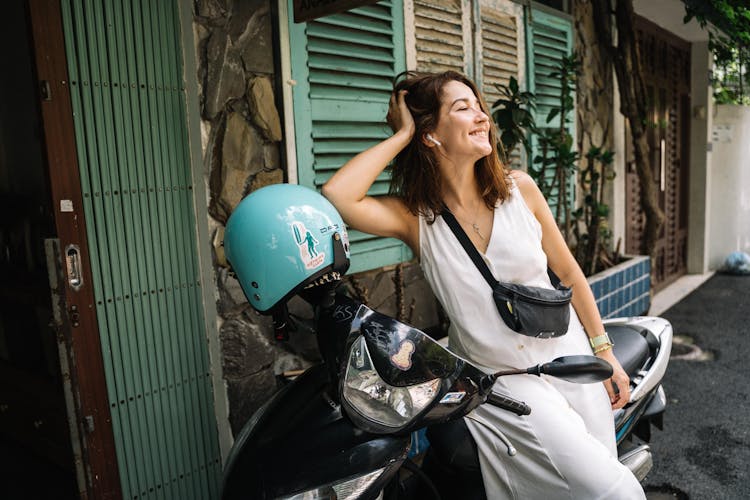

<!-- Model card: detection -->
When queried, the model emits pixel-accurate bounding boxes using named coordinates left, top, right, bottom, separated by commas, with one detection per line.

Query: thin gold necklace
left=471, top=222, right=486, bottom=240
left=452, top=202, right=486, bottom=241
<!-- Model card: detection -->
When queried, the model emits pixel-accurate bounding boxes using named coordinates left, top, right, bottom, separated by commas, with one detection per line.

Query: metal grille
left=290, top=1, right=411, bottom=273
left=414, top=0, right=466, bottom=73
left=60, top=1, right=221, bottom=498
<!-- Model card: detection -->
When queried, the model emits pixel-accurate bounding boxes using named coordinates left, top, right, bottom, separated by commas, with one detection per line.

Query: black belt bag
left=442, top=209, right=572, bottom=339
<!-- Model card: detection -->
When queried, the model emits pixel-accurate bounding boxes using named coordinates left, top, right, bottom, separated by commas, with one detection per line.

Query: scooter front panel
left=222, top=364, right=410, bottom=499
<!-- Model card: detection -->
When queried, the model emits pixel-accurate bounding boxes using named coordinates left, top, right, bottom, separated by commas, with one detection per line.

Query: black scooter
left=221, top=289, right=672, bottom=500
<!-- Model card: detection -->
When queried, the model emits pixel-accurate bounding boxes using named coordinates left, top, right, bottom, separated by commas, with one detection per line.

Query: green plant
left=532, top=55, right=581, bottom=242
left=572, top=147, right=617, bottom=275
left=491, top=76, right=538, bottom=166
left=710, top=45, right=749, bottom=105
left=491, top=55, right=619, bottom=276
left=683, top=0, right=750, bottom=105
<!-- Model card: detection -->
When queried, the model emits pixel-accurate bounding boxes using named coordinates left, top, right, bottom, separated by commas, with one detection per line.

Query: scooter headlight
left=279, top=467, right=387, bottom=500
left=343, top=336, right=440, bottom=428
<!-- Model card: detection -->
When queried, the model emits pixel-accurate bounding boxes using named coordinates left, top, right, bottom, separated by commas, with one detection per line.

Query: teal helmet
left=224, top=184, right=350, bottom=313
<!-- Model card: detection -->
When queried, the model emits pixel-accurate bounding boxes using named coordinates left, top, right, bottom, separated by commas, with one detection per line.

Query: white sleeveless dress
left=419, top=183, right=645, bottom=499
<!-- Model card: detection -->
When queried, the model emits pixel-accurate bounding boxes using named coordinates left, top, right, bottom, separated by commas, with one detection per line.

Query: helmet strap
left=271, top=304, right=293, bottom=341
left=331, top=231, right=350, bottom=275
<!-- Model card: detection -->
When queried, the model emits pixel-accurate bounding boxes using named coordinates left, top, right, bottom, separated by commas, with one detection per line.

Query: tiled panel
left=588, top=256, right=651, bottom=319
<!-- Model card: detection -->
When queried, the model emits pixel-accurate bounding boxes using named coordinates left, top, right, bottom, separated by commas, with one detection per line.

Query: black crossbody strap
left=441, top=208, right=565, bottom=290
left=440, top=209, right=498, bottom=288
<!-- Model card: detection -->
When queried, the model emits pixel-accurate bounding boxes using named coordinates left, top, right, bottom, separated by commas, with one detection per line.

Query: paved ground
left=642, top=273, right=750, bottom=499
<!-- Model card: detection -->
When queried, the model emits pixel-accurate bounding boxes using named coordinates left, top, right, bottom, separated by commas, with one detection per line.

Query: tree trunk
left=590, top=0, right=664, bottom=266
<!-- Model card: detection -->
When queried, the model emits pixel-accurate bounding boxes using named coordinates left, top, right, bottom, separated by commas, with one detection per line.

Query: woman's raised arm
left=322, top=90, right=419, bottom=253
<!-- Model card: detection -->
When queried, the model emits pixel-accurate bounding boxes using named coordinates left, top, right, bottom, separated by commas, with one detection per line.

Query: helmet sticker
left=292, top=221, right=325, bottom=270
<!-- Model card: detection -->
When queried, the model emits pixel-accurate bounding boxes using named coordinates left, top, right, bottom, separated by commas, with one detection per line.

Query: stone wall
left=192, top=0, right=442, bottom=436
left=194, top=0, right=287, bottom=434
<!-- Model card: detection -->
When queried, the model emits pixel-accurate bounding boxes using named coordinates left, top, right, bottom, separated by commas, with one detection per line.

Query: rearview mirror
left=493, top=355, right=613, bottom=383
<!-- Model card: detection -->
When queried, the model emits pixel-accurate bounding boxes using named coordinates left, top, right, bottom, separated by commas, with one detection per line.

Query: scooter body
left=221, top=363, right=411, bottom=499
left=221, top=291, right=672, bottom=499
left=221, top=294, right=414, bottom=500
left=609, top=316, right=672, bottom=480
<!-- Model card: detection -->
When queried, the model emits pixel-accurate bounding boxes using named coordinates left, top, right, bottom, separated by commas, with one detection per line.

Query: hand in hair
left=386, top=90, right=415, bottom=139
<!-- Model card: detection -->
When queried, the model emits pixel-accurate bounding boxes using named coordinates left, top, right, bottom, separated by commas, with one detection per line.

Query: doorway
left=3, top=2, right=223, bottom=498
left=0, top=2, right=78, bottom=498
left=625, top=16, right=691, bottom=290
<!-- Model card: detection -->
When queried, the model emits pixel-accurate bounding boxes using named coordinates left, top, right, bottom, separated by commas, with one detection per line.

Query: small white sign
left=712, top=124, right=733, bottom=143
left=60, top=200, right=74, bottom=212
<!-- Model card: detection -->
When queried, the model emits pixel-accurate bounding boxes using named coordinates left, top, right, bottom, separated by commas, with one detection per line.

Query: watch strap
left=589, top=332, right=612, bottom=349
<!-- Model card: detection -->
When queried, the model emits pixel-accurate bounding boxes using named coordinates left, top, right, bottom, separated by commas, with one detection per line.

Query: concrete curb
left=648, top=271, right=715, bottom=316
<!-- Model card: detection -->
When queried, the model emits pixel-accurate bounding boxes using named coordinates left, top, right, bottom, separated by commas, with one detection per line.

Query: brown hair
left=387, top=71, right=512, bottom=220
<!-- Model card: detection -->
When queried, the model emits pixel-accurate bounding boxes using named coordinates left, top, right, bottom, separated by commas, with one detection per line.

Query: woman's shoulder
left=507, top=168, right=533, bottom=187
left=505, top=169, right=544, bottom=211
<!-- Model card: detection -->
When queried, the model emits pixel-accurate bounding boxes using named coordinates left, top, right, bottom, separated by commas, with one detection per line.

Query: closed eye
left=451, top=97, right=478, bottom=111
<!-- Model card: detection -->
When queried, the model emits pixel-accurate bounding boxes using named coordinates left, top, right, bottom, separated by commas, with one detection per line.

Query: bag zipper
left=495, top=283, right=571, bottom=305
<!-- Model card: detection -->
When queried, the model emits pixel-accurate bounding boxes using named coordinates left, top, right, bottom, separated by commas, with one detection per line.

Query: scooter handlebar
left=486, top=393, right=532, bottom=416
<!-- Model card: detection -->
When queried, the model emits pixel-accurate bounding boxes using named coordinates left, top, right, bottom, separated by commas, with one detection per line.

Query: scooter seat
left=608, top=325, right=651, bottom=378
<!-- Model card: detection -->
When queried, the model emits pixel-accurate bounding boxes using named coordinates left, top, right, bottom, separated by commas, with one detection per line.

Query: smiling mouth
left=470, top=130, right=488, bottom=137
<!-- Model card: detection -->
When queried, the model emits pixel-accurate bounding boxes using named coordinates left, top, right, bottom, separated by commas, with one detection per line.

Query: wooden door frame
left=27, top=1, right=122, bottom=498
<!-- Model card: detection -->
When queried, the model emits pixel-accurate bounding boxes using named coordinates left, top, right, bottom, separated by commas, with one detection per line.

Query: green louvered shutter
left=60, top=1, right=221, bottom=498
left=526, top=8, right=575, bottom=214
left=289, top=0, right=412, bottom=274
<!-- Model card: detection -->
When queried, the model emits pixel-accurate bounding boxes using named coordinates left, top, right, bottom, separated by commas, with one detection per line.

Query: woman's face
left=431, top=80, right=492, bottom=162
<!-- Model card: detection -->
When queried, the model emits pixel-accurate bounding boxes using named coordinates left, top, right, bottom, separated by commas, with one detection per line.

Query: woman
left=322, top=71, right=645, bottom=499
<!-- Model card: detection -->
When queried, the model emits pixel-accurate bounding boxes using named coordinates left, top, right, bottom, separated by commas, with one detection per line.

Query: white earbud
left=426, top=134, right=442, bottom=146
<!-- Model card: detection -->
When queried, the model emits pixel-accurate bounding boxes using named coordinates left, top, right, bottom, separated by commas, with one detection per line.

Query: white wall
left=612, top=75, right=626, bottom=254
left=687, top=41, right=713, bottom=273
left=707, top=105, right=750, bottom=269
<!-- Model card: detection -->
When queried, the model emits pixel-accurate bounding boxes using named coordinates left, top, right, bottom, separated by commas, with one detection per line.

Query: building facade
left=0, top=1, right=730, bottom=498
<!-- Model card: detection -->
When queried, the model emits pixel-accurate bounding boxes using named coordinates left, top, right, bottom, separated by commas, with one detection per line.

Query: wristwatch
left=589, top=332, right=613, bottom=350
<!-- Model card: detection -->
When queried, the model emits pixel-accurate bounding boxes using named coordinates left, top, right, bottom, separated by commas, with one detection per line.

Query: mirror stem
left=492, top=366, right=541, bottom=378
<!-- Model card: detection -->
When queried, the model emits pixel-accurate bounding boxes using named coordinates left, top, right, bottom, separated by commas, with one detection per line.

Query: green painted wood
left=60, top=1, right=221, bottom=498
left=525, top=7, right=576, bottom=213
left=289, top=0, right=412, bottom=274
